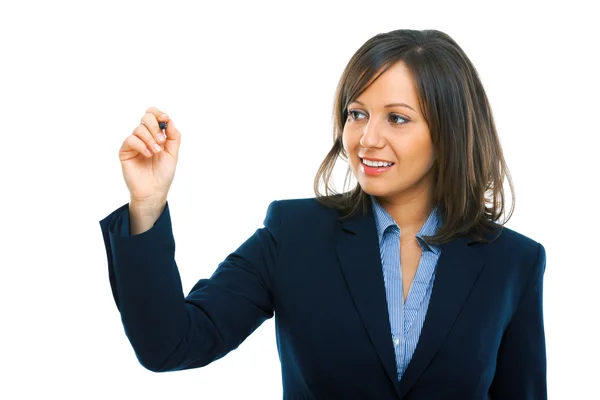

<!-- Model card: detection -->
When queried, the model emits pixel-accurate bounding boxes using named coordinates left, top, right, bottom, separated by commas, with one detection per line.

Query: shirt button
left=393, top=337, right=400, bottom=346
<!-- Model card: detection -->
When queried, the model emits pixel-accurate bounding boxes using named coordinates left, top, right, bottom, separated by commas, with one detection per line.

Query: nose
left=359, top=118, right=385, bottom=149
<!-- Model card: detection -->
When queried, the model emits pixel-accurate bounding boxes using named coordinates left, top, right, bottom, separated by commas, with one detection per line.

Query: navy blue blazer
left=99, top=197, right=547, bottom=399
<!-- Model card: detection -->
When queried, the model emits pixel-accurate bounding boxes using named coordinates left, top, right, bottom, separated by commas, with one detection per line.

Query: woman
left=100, top=29, right=547, bottom=399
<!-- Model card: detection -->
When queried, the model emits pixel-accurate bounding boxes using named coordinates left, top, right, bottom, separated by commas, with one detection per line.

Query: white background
left=1, top=0, right=598, bottom=398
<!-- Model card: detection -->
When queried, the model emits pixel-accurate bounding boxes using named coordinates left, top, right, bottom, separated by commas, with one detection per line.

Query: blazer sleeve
left=98, top=200, right=281, bottom=372
left=489, top=243, right=547, bottom=399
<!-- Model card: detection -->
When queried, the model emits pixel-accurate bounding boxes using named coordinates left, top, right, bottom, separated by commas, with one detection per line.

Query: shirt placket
left=383, top=226, right=404, bottom=381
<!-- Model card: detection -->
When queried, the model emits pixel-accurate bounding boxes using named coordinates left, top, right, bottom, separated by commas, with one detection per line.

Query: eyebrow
left=350, top=100, right=416, bottom=112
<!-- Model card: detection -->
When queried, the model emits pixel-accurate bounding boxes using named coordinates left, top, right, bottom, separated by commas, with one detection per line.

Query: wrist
left=129, top=197, right=166, bottom=216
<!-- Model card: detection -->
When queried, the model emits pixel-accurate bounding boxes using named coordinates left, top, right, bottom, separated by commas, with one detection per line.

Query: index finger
left=145, top=106, right=169, bottom=122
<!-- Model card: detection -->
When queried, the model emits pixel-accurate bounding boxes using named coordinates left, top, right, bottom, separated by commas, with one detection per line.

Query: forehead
left=354, top=62, right=418, bottom=106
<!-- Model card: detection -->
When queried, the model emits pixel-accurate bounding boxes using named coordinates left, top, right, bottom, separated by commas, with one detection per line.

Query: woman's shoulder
left=263, top=196, right=342, bottom=237
left=271, top=197, right=337, bottom=211
left=270, top=196, right=341, bottom=219
left=489, top=223, right=542, bottom=250
left=474, top=222, right=545, bottom=272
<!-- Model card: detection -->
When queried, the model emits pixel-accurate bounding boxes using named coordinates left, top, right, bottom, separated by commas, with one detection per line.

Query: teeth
left=363, top=159, right=393, bottom=167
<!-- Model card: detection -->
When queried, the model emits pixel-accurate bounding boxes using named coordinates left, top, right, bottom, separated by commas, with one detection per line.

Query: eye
left=347, top=110, right=365, bottom=121
left=347, top=109, right=409, bottom=126
left=389, top=114, right=408, bottom=125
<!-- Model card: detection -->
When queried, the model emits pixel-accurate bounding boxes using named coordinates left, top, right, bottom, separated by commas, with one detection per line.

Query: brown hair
left=314, top=29, right=514, bottom=244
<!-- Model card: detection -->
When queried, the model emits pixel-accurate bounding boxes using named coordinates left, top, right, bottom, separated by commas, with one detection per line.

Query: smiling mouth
left=359, top=158, right=395, bottom=176
left=360, top=158, right=395, bottom=167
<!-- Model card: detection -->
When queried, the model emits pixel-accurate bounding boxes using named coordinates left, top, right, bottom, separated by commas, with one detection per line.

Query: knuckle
left=133, top=125, right=145, bottom=136
left=133, top=129, right=152, bottom=144
left=145, top=106, right=163, bottom=119
left=140, top=120, right=157, bottom=135
left=130, top=133, right=141, bottom=143
left=142, top=114, right=159, bottom=130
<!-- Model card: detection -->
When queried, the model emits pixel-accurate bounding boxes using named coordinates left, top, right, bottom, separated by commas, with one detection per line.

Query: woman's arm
left=99, top=200, right=281, bottom=372
left=489, top=243, right=547, bottom=399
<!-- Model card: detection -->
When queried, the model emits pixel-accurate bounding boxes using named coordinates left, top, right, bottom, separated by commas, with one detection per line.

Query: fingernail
left=154, top=143, right=162, bottom=152
left=157, top=133, right=165, bottom=142
left=160, top=114, right=168, bottom=120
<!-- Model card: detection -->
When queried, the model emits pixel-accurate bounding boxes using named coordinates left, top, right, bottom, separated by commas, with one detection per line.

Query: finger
left=162, top=116, right=178, bottom=140
left=124, top=134, right=154, bottom=157
left=145, top=106, right=169, bottom=123
left=163, top=118, right=181, bottom=158
left=133, top=123, right=163, bottom=154
left=140, top=113, right=166, bottom=148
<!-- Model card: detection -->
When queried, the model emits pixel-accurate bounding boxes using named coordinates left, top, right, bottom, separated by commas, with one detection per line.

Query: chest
left=400, top=239, right=423, bottom=301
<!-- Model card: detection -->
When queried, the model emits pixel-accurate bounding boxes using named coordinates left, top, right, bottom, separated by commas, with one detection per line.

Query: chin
left=358, top=181, right=397, bottom=197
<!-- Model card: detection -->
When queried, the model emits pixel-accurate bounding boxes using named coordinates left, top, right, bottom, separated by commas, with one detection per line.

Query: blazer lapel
left=335, top=203, right=488, bottom=398
left=336, top=206, right=402, bottom=397
left=398, top=235, right=484, bottom=396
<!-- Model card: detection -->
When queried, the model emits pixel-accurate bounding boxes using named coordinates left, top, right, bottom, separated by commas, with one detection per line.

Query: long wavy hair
left=314, top=29, right=514, bottom=244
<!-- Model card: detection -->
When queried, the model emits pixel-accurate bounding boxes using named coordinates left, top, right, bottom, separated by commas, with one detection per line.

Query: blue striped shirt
left=370, top=195, right=443, bottom=381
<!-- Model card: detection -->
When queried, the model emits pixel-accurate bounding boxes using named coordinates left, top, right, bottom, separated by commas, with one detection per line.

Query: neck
left=374, top=194, right=435, bottom=237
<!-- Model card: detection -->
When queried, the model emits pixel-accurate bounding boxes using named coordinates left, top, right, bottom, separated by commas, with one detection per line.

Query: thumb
left=163, top=119, right=181, bottom=158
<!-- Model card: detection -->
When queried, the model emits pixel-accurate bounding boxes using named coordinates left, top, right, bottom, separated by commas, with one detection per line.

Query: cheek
left=403, top=134, right=433, bottom=160
left=412, top=146, right=435, bottom=173
left=341, top=129, right=357, bottom=157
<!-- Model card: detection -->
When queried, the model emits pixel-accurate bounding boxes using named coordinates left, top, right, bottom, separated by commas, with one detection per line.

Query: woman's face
left=342, top=61, right=436, bottom=205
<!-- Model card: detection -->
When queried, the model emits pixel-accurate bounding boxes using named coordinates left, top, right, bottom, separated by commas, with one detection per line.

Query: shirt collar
left=369, top=195, right=443, bottom=255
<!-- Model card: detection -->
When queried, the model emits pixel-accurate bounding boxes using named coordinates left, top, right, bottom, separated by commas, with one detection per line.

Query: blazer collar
left=369, top=195, right=443, bottom=255
left=335, top=204, right=484, bottom=398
